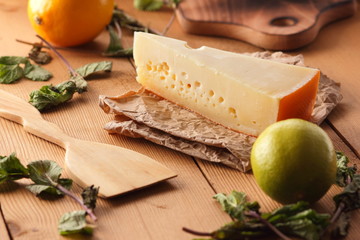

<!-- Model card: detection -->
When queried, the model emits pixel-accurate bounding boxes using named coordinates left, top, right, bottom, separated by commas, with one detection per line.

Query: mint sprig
left=0, top=56, right=52, bottom=84
left=184, top=152, right=360, bottom=240
left=29, top=35, right=112, bottom=112
left=335, top=151, right=357, bottom=187
left=103, top=3, right=181, bottom=57
left=103, top=23, right=134, bottom=57
left=25, top=160, right=72, bottom=196
left=187, top=192, right=330, bottom=240
left=0, top=152, right=29, bottom=182
left=0, top=153, right=99, bottom=236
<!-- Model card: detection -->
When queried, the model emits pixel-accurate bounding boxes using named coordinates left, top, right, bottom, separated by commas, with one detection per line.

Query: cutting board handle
left=0, top=90, right=70, bottom=148
left=176, top=0, right=356, bottom=50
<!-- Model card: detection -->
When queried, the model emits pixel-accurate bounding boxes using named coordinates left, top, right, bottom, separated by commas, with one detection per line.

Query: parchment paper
left=99, top=52, right=343, bottom=172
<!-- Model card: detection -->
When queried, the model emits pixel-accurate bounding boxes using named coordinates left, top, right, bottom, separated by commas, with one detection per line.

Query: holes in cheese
left=133, top=32, right=320, bottom=136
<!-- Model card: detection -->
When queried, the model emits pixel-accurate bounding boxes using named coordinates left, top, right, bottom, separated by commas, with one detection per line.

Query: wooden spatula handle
left=0, top=90, right=71, bottom=148
left=1, top=90, right=177, bottom=197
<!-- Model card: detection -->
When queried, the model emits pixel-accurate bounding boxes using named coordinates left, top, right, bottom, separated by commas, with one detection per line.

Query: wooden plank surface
left=291, top=6, right=360, bottom=158
left=0, top=0, right=360, bottom=239
left=0, top=204, right=10, bottom=240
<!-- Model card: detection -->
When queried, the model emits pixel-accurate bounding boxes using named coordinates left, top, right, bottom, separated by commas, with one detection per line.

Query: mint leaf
left=24, top=62, right=53, bottom=81
left=26, top=160, right=72, bottom=197
left=26, top=184, right=61, bottom=196
left=266, top=204, right=330, bottom=240
left=28, top=45, right=52, bottom=65
left=144, top=1, right=164, bottom=11
left=29, top=81, right=79, bottom=111
left=104, top=7, right=152, bottom=57
left=103, top=25, right=133, bottom=57
left=169, top=0, right=181, bottom=8
left=103, top=25, right=124, bottom=56
left=58, top=210, right=93, bottom=236
left=57, top=178, right=73, bottom=190
left=333, top=174, right=360, bottom=212
left=29, top=60, right=112, bottom=111
left=103, top=47, right=133, bottom=57
left=75, top=61, right=112, bottom=78
left=0, top=169, right=8, bottom=184
left=336, top=151, right=357, bottom=187
left=0, top=56, right=29, bottom=84
left=330, top=153, right=359, bottom=238
left=214, top=191, right=260, bottom=221
left=81, top=185, right=99, bottom=210
left=134, top=0, right=163, bottom=11
left=331, top=211, right=351, bottom=238
left=0, top=56, right=28, bottom=65
left=27, top=160, right=62, bottom=185
left=0, top=56, right=52, bottom=83
left=264, top=201, right=311, bottom=222
left=0, top=64, right=24, bottom=83
left=26, top=178, right=72, bottom=196
left=0, top=153, right=29, bottom=181
left=208, top=220, right=268, bottom=240
left=69, top=75, right=88, bottom=93
left=133, top=0, right=181, bottom=11
left=111, top=7, right=154, bottom=32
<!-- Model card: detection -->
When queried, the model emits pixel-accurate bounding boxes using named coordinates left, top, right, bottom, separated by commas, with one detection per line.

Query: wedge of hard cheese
left=133, top=32, right=320, bottom=136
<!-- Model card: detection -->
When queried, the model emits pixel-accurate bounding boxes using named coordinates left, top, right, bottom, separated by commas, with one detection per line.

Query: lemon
left=250, top=119, right=337, bottom=204
left=27, top=0, right=114, bottom=47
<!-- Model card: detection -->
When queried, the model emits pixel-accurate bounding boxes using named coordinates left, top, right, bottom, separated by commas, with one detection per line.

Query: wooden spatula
left=0, top=89, right=177, bottom=198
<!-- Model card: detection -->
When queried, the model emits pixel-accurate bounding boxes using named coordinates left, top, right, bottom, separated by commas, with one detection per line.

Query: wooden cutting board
left=176, top=0, right=357, bottom=50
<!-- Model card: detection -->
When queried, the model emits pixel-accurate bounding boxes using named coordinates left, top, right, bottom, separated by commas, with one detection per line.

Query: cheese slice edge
left=133, top=32, right=320, bottom=136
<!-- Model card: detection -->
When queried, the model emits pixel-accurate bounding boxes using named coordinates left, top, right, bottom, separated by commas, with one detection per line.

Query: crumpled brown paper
left=99, top=52, right=342, bottom=172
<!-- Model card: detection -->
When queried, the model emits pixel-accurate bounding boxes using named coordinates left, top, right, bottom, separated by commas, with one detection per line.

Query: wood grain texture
left=176, top=0, right=357, bottom=50
left=292, top=6, right=360, bottom=159
left=0, top=204, right=11, bottom=240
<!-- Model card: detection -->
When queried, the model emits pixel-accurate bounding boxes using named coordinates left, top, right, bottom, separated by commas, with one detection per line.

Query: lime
left=250, top=119, right=337, bottom=204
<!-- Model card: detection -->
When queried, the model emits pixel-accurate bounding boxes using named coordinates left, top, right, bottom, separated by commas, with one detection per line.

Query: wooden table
left=0, top=0, right=359, bottom=239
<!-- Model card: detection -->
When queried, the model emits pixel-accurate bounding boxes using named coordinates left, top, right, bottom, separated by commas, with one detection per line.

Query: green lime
left=250, top=119, right=337, bottom=204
